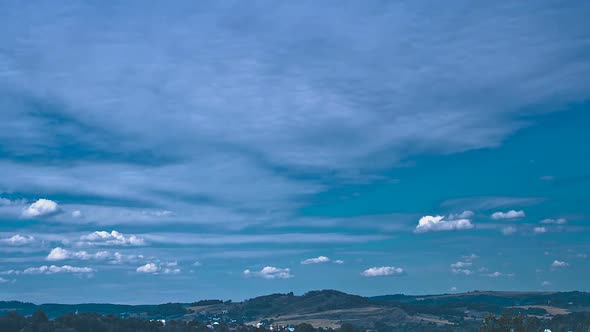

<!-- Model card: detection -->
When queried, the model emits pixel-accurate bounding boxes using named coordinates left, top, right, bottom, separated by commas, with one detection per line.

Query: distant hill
left=2, top=289, right=590, bottom=329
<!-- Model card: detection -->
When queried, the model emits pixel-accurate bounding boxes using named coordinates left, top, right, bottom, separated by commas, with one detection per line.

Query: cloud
left=301, top=256, right=330, bottom=264
left=21, top=199, right=60, bottom=218
left=22, top=265, right=94, bottom=274
left=46, top=247, right=142, bottom=264
left=452, top=268, right=473, bottom=275
left=361, top=266, right=404, bottom=277
left=193, top=261, right=202, bottom=267
left=243, top=266, right=293, bottom=279
left=136, top=263, right=159, bottom=273
left=0, top=277, right=8, bottom=283
left=0, top=0, right=587, bottom=235
left=540, top=176, right=555, bottom=181
left=542, top=281, right=552, bottom=286
left=79, top=230, right=145, bottom=246
left=501, top=226, right=517, bottom=235
left=462, top=254, right=478, bottom=261
left=533, top=227, right=547, bottom=234
left=540, top=218, right=567, bottom=225
left=334, top=260, right=344, bottom=264
left=1, top=234, right=35, bottom=245
left=136, top=262, right=181, bottom=274
left=450, top=286, right=458, bottom=292
left=491, top=210, right=525, bottom=220
left=415, top=215, right=473, bottom=233
left=448, top=211, right=474, bottom=220
left=450, top=261, right=472, bottom=268
left=551, top=260, right=568, bottom=268
left=486, top=271, right=514, bottom=278
left=71, top=210, right=82, bottom=218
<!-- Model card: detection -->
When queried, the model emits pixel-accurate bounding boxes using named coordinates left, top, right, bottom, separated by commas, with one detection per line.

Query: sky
left=1, top=1, right=590, bottom=304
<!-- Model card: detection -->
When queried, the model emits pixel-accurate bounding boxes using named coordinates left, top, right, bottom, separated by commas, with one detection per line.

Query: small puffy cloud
left=533, top=227, right=547, bottom=234
left=450, top=262, right=472, bottom=269
left=551, top=260, right=568, bottom=268
left=452, top=268, right=473, bottom=275
left=193, top=261, right=202, bottom=267
left=540, top=218, right=566, bottom=225
left=542, top=281, right=552, bottom=286
left=71, top=210, right=82, bottom=218
left=361, top=266, right=404, bottom=277
left=450, top=286, right=457, bottom=292
left=1, top=234, right=35, bottom=245
left=415, top=215, right=473, bottom=233
left=22, top=199, right=60, bottom=218
left=501, top=226, right=517, bottom=235
left=448, top=211, right=474, bottom=220
left=243, top=266, right=293, bottom=279
left=334, top=260, right=344, bottom=264
left=486, top=271, right=514, bottom=278
left=137, top=263, right=159, bottom=273
left=47, top=247, right=141, bottom=264
left=23, top=265, right=94, bottom=274
left=79, top=230, right=145, bottom=246
left=136, top=262, right=181, bottom=274
left=491, top=210, right=525, bottom=220
left=301, top=256, right=330, bottom=264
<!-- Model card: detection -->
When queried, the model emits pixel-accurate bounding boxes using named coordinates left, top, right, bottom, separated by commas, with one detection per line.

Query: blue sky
left=1, top=1, right=589, bottom=304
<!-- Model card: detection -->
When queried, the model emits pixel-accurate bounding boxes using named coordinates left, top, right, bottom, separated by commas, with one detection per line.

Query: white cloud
left=361, top=266, right=404, bottom=277
left=21, top=199, right=60, bottom=218
left=450, top=261, right=472, bottom=268
left=334, top=260, right=344, bottom=264
left=71, top=210, right=82, bottom=218
left=486, top=271, right=514, bottom=277
left=450, top=286, right=457, bottom=292
left=491, top=210, right=525, bottom=220
left=501, top=226, right=517, bottom=235
left=540, top=176, right=555, bottom=181
left=136, top=262, right=181, bottom=274
left=79, top=230, right=145, bottom=246
left=193, top=261, right=202, bottom=267
left=23, top=265, right=94, bottom=274
left=540, top=218, right=566, bottom=225
left=243, top=266, right=293, bottom=279
left=542, top=281, right=552, bottom=286
left=301, top=256, right=330, bottom=264
left=1, top=234, right=35, bottom=245
left=46, top=247, right=141, bottom=264
left=415, top=215, right=473, bottom=233
left=136, top=263, right=159, bottom=273
left=551, top=260, right=568, bottom=268
left=452, top=268, right=473, bottom=275
left=533, top=227, right=547, bottom=234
